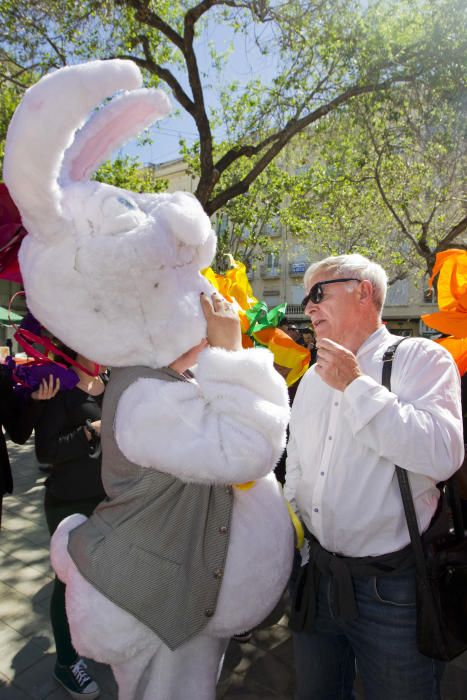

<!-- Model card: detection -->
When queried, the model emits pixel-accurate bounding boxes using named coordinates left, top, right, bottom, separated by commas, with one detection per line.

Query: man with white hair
left=284, top=254, right=463, bottom=699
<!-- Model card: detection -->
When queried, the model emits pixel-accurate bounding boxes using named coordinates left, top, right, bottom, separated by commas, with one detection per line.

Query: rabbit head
left=3, top=59, right=216, bottom=367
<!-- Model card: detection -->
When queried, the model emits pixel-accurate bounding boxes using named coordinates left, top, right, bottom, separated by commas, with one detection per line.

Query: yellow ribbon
left=285, top=500, right=305, bottom=550
left=231, top=483, right=304, bottom=549
left=234, top=481, right=256, bottom=490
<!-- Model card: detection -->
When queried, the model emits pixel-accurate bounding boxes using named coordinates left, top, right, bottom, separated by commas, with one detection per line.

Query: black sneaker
left=53, top=658, right=100, bottom=699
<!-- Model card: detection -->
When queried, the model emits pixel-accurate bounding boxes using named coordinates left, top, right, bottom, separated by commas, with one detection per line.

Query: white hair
left=304, top=254, right=387, bottom=312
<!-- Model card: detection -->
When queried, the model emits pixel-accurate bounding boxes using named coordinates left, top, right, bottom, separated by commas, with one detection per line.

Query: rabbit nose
left=157, top=193, right=212, bottom=247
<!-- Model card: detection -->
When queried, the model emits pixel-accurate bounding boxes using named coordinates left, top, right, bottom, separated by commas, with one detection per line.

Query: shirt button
left=334, top=402, right=339, bottom=407
left=314, top=508, right=319, bottom=513
left=320, top=472, right=324, bottom=476
left=205, top=608, right=214, bottom=617
left=328, top=436, right=332, bottom=440
left=219, top=526, right=228, bottom=534
left=214, top=568, right=223, bottom=579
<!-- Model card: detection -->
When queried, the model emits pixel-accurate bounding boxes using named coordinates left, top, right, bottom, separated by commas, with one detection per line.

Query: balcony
left=260, top=265, right=282, bottom=279
left=289, top=261, right=308, bottom=277
left=286, top=304, right=306, bottom=317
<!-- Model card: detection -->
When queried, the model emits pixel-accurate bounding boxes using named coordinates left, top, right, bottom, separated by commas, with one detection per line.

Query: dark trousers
left=44, top=490, right=102, bottom=666
left=292, top=569, right=443, bottom=700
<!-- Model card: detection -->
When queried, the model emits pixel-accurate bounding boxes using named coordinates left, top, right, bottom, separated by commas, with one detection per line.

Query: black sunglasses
left=301, top=278, right=361, bottom=308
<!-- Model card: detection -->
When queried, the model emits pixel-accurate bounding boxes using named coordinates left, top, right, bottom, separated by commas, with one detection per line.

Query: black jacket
left=0, top=366, right=43, bottom=524
left=35, top=385, right=106, bottom=501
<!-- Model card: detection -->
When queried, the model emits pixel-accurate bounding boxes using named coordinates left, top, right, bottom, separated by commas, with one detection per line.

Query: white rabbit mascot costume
left=3, top=59, right=294, bottom=700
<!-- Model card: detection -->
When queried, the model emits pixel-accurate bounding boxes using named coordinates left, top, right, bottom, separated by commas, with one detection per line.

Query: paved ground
left=1, top=437, right=466, bottom=699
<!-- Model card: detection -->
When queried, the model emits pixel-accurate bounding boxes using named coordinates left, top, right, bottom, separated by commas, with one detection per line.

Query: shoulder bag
left=383, top=338, right=467, bottom=661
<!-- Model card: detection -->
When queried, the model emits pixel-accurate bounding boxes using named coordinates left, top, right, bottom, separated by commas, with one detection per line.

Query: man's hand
left=315, top=338, right=362, bottom=391
left=200, top=292, right=242, bottom=351
left=31, top=375, right=60, bottom=400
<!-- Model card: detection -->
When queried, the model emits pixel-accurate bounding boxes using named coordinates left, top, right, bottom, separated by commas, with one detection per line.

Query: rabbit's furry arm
left=114, top=347, right=290, bottom=484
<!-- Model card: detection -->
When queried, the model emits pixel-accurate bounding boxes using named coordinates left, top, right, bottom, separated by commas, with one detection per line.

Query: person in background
left=301, top=328, right=317, bottom=364
left=301, top=328, right=313, bottom=350
left=35, top=349, right=107, bottom=700
left=279, top=319, right=302, bottom=345
left=285, top=254, right=463, bottom=700
left=0, top=367, right=59, bottom=527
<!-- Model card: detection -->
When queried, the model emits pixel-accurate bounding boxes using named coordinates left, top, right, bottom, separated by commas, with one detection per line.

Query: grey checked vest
left=67, top=365, right=233, bottom=650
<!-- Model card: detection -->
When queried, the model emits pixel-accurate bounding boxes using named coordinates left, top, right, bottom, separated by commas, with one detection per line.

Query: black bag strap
left=381, top=338, right=431, bottom=583
left=383, top=338, right=467, bottom=565
left=383, top=337, right=465, bottom=541
left=449, top=477, right=465, bottom=541
left=381, top=337, right=409, bottom=387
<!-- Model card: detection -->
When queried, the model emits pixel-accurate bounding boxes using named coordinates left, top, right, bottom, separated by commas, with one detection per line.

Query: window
left=266, top=253, right=278, bottom=268
left=290, top=285, right=305, bottom=305
left=263, top=289, right=281, bottom=307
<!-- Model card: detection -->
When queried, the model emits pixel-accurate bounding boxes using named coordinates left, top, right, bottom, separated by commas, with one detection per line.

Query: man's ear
left=359, top=279, right=374, bottom=306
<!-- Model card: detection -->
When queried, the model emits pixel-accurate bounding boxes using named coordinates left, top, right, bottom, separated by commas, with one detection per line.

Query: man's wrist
left=344, top=369, right=362, bottom=389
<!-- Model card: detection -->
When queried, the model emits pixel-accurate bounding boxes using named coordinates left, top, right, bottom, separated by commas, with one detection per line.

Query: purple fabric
left=6, top=357, right=79, bottom=393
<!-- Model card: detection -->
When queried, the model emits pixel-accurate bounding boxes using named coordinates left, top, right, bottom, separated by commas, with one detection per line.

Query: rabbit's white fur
left=4, top=59, right=214, bottom=368
left=4, top=60, right=293, bottom=699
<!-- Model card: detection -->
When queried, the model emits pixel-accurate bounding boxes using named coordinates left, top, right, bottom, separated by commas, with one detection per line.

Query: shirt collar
left=355, top=325, right=390, bottom=360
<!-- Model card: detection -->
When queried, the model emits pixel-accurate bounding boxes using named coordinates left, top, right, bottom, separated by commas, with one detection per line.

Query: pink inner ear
left=68, top=101, right=160, bottom=182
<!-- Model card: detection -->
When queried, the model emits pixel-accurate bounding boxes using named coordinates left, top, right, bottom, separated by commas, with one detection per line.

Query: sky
left=123, top=18, right=278, bottom=166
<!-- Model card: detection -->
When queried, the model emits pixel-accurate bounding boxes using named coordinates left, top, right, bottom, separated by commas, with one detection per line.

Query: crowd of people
left=279, top=319, right=316, bottom=352
left=1, top=252, right=465, bottom=700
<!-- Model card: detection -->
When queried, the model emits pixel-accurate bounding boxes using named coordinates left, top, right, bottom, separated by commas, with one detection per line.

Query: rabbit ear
left=61, top=89, right=171, bottom=184
left=2, top=60, right=146, bottom=238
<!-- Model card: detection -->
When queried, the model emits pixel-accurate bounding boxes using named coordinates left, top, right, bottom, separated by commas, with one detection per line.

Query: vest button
left=219, top=526, right=228, bottom=534
left=205, top=608, right=214, bottom=617
left=214, top=568, right=224, bottom=579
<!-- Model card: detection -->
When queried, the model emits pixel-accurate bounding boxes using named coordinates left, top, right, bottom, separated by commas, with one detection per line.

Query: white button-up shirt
left=284, top=326, right=464, bottom=557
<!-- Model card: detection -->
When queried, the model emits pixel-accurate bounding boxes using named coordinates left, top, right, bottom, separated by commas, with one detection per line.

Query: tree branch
left=372, top=150, right=422, bottom=254
left=185, top=1, right=225, bottom=38
left=0, top=51, right=42, bottom=84
left=437, top=213, right=467, bottom=248
left=214, top=66, right=335, bottom=176
left=120, top=0, right=185, bottom=51
left=206, top=74, right=417, bottom=214
left=20, top=16, right=67, bottom=66
left=182, top=3, right=219, bottom=204
left=388, top=270, right=408, bottom=285
left=119, top=1, right=217, bottom=197
left=0, top=70, right=30, bottom=89
left=117, top=43, right=195, bottom=115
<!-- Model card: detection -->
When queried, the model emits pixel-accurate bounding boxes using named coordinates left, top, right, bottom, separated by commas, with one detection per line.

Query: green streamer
left=245, top=302, right=287, bottom=336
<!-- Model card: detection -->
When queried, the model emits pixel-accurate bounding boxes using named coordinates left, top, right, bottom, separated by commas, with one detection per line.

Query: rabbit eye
left=117, top=196, right=136, bottom=210
left=100, top=195, right=147, bottom=234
